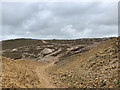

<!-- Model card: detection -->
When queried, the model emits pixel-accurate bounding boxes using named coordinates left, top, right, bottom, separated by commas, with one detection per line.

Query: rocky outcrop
left=11, top=49, right=17, bottom=52
left=38, top=48, right=54, bottom=57
left=2, top=38, right=110, bottom=62
left=47, top=48, right=62, bottom=56
left=41, top=40, right=47, bottom=44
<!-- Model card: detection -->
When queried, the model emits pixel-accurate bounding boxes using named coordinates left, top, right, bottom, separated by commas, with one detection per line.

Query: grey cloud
left=2, top=2, right=118, bottom=40
left=2, top=3, right=40, bottom=26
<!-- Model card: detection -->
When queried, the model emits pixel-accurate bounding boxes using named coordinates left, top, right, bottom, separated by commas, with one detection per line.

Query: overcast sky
left=2, top=2, right=118, bottom=40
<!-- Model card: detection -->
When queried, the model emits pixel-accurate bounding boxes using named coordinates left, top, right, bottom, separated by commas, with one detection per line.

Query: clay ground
left=2, top=57, right=57, bottom=88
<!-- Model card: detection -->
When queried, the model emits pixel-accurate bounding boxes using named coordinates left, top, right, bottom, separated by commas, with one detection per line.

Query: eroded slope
left=2, top=57, right=51, bottom=88
left=48, top=37, right=119, bottom=88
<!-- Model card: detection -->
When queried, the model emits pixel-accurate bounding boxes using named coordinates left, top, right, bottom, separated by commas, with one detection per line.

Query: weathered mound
left=49, top=37, right=120, bottom=88
left=2, top=57, right=45, bottom=88
left=2, top=38, right=109, bottom=62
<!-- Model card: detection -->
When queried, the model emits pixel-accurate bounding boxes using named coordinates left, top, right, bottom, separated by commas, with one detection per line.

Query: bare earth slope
left=2, top=57, right=55, bottom=88
left=48, top=37, right=120, bottom=88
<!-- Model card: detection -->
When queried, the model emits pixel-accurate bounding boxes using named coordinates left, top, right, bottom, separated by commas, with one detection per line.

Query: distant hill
left=2, top=38, right=44, bottom=50
left=2, top=37, right=110, bottom=50
left=2, top=38, right=110, bottom=60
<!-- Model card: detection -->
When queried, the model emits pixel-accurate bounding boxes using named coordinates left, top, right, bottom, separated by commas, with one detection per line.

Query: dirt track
left=35, top=62, right=55, bottom=88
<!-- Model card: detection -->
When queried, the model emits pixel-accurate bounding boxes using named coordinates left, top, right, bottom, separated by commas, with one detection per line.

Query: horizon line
left=1, top=36, right=117, bottom=42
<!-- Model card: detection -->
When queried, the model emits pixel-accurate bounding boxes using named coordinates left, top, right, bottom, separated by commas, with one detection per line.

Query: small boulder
left=11, top=49, right=17, bottom=52
left=38, top=48, right=53, bottom=57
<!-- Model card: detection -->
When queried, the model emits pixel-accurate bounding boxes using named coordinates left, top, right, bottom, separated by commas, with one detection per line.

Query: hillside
left=1, top=37, right=120, bottom=88
left=2, top=38, right=44, bottom=50
left=47, top=37, right=119, bottom=88
left=2, top=38, right=109, bottom=61
left=2, top=56, right=55, bottom=88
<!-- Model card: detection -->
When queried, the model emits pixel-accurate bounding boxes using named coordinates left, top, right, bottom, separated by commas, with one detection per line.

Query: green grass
left=72, top=85, right=79, bottom=88
left=117, top=80, right=120, bottom=85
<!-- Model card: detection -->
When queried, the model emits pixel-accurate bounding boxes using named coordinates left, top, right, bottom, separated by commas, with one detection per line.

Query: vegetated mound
left=49, top=37, right=120, bottom=88
left=2, top=56, right=45, bottom=88
left=2, top=38, right=44, bottom=50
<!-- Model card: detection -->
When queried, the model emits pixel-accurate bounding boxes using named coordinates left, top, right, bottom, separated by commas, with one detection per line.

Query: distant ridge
left=2, top=37, right=114, bottom=50
left=2, top=38, right=44, bottom=50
